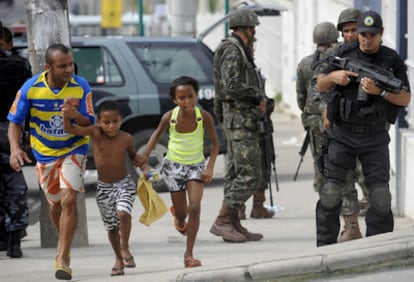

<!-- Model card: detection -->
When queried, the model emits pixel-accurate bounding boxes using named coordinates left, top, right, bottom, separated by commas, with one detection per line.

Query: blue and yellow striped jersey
left=8, top=71, right=95, bottom=163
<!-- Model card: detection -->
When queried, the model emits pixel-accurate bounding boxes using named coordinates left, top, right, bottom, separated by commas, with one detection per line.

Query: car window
left=72, top=46, right=123, bottom=86
left=127, top=42, right=212, bottom=84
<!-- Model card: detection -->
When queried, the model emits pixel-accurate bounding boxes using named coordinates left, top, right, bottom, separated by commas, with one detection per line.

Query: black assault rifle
left=311, top=49, right=404, bottom=94
left=293, top=131, right=310, bottom=181
left=257, top=100, right=279, bottom=208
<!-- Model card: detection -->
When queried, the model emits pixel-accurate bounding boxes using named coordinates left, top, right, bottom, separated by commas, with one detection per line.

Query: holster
left=326, top=91, right=341, bottom=124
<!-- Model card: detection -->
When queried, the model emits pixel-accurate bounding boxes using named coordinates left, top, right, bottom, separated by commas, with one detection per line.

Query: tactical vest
left=332, top=43, right=402, bottom=127
left=216, top=36, right=265, bottom=109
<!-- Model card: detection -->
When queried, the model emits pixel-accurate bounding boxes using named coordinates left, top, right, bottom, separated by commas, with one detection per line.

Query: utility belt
left=223, top=101, right=252, bottom=113
left=335, top=120, right=385, bottom=134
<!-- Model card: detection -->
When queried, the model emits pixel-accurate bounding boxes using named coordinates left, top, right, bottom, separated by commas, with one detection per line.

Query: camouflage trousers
left=306, top=116, right=326, bottom=193
left=341, top=158, right=369, bottom=216
left=223, top=128, right=263, bottom=209
left=0, top=163, right=29, bottom=239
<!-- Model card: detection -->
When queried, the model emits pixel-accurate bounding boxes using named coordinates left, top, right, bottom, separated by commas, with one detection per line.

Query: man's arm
left=295, top=62, right=307, bottom=111
left=316, top=70, right=358, bottom=92
left=62, top=98, right=95, bottom=135
left=359, top=77, right=411, bottom=106
left=8, top=122, right=32, bottom=171
left=382, top=89, right=411, bottom=106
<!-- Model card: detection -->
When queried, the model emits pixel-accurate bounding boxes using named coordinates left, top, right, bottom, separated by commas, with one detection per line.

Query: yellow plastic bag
left=137, top=174, right=168, bottom=226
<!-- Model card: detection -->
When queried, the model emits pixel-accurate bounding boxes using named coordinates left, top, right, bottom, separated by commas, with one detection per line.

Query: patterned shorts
left=96, top=175, right=136, bottom=231
left=161, top=158, right=205, bottom=192
left=35, top=154, right=86, bottom=203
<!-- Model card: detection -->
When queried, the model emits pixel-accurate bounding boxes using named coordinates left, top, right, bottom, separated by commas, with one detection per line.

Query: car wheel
left=126, top=129, right=169, bottom=193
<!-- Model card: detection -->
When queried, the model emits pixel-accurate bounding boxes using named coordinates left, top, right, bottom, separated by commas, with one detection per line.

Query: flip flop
left=184, top=257, right=202, bottom=268
left=122, top=256, right=136, bottom=268
left=54, top=251, right=71, bottom=269
left=170, top=206, right=187, bottom=236
left=55, top=264, right=72, bottom=280
left=110, top=267, right=125, bottom=276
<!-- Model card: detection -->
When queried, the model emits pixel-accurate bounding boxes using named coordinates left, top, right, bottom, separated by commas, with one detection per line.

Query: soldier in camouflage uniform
left=296, top=22, right=339, bottom=195
left=209, top=9, right=267, bottom=242
left=0, top=22, right=31, bottom=258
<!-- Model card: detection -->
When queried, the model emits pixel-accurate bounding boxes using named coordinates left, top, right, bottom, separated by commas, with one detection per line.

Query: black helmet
left=337, top=8, right=361, bottom=31
left=313, top=22, right=339, bottom=44
left=229, top=9, right=260, bottom=29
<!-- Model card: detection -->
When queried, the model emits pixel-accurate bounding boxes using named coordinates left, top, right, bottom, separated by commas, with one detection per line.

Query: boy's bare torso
left=92, top=128, right=132, bottom=183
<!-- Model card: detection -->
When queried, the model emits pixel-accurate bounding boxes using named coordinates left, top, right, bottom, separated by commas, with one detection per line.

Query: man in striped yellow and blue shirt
left=7, top=43, right=94, bottom=280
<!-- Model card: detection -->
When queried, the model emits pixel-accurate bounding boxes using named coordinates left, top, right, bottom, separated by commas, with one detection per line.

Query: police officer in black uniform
left=0, top=22, right=32, bottom=258
left=315, top=11, right=411, bottom=246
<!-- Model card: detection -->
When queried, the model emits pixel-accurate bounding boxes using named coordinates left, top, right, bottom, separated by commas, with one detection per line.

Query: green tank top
left=166, top=106, right=204, bottom=164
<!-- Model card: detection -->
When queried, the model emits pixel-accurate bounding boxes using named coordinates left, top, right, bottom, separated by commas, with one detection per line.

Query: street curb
left=174, top=239, right=414, bottom=281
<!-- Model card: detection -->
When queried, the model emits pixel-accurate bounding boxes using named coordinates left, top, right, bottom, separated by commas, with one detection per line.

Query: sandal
left=122, top=256, right=136, bottom=268
left=55, top=264, right=72, bottom=280
left=54, top=241, right=71, bottom=269
left=184, top=257, right=202, bottom=268
left=170, top=206, right=187, bottom=236
left=110, top=267, right=125, bottom=276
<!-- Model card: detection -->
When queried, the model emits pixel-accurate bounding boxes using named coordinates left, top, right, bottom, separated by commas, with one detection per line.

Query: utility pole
left=168, top=0, right=196, bottom=37
left=24, top=0, right=89, bottom=248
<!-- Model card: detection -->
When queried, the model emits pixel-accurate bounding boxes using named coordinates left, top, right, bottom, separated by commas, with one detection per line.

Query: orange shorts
left=35, top=154, right=86, bottom=203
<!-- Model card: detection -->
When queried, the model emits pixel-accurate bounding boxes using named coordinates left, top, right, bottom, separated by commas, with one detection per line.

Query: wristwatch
left=380, top=90, right=388, bottom=98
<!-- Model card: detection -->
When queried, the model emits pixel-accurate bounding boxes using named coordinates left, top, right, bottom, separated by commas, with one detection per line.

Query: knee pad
left=370, top=184, right=391, bottom=215
left=319, top=181, right=342, bottom=209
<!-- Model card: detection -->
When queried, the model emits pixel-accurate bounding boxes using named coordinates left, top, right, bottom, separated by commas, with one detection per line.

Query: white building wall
left=406, top=1, right=414, bottom=127
left=400, top=0, right=414, bottom=219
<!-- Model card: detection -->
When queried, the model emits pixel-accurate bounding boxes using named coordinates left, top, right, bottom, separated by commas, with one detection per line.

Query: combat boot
left=210, top=203, right=247, bottom=242
left=238, top=204, right=246, bottom=220
left=338, top=214, right=362, bottom=243
left=232, top=210, right=263, bottom=241
left=0, top=224, right=7, bottom=251
left=250, top=191, right=275, bottom=219
left=0, top=240, right=6, bottom=252
left=7, top=230, right=23, bottom=258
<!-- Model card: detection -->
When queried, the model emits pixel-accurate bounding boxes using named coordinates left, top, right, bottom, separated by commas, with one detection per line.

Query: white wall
left=400, top=0, right=414, bottom=219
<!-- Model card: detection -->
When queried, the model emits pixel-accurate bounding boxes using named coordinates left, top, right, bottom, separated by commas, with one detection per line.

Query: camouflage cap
left=229, top=9, right=260, bottom=29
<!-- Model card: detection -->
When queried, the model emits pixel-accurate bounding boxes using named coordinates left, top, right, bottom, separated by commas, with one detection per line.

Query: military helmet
left=337, top=8, right=361, bottom=31
left=229, top=9, right=260, bottom=29
left=313, top=22, right=339, bottom=44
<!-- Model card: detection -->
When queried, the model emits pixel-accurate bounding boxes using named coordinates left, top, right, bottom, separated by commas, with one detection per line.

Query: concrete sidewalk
left=1, top=108, right=413, bottom=281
